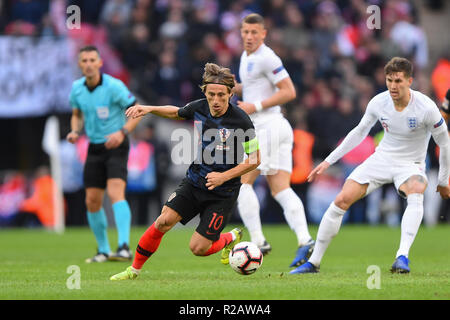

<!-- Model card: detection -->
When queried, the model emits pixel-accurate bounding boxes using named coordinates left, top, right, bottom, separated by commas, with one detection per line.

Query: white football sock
left=308, top=202, right=346, bottom=267
left=237, top=184, right=266, bottom=246
left=396, top=193, right=424, bottom=258
left=131, top=266, right=141, bottom=274
left=274, top=188, right=312, bottom=246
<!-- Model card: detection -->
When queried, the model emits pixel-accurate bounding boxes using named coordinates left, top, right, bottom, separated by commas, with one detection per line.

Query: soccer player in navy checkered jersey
left=110, top=63, right=261, bottom=280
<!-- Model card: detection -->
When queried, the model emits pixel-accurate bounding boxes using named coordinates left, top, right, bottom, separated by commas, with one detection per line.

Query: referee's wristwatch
left=120, top=127, right=130, bottom=136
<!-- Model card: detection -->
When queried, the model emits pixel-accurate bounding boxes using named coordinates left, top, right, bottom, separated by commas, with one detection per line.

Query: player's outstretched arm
left=431, top=97, right=450, bottom=200
left=437, top=111, right=450, bottom=200
left=126, top=104, right=182, bottom=120
left=322, top=99, right=378, bottom=166
left=432, top=127, right=450, bottom=200
left=307, top=161, right=330, bottom=183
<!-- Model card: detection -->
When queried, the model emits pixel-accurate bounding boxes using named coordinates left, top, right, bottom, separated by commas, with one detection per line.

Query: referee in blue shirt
left=66, top=46, right=141, bottom=263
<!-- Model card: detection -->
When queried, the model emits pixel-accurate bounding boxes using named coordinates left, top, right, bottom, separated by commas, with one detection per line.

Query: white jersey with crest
left=239, top=43, right=290, bottom=127
left=368, top=89, right=443, bottom=163
left=326, top=89, right=449, bottom=186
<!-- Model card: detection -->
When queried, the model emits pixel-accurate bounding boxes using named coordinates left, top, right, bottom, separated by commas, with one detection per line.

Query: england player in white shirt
left=291, top=57, right=450, bottom=274
left=233, top=13, right=314, bottom=268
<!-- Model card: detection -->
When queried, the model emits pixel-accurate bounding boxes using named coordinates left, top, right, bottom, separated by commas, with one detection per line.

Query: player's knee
left=189, top=242, right=208, bottom=256
left=334, top=193, right=353, bottom=211
left=408, top=185, right=426, bottom=195
left=402, top=176, right=427, bottom=195
left=85, top=196, right=102, bottom=212
left=154, top=216, right=170, bottom=232
left=154, top=207, right=178, bottom=232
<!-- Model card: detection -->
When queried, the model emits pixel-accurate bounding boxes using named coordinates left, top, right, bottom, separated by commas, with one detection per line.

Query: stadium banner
left=0, top=36, right=76, bottom=118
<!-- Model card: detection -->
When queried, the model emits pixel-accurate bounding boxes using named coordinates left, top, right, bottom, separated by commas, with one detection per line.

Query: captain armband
left=242, top=137, right=259, bottom=154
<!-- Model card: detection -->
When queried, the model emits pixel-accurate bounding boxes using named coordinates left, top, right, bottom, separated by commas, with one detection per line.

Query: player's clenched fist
left=205, top=172, right=226, bottom=190
left=126, top=105, right=151, bottom=118
left=66, top=131, right=79, bottom=144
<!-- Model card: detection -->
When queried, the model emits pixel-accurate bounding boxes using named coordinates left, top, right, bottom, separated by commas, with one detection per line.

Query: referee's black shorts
left=164, top=178, right=239, bottom=241
left=83, top=137, right=129, bottom=189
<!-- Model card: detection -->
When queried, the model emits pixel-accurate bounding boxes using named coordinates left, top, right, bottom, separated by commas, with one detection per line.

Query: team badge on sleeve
left=272, top=65, right=285, bottom=75
left=434, top=117, right=444, bottom=128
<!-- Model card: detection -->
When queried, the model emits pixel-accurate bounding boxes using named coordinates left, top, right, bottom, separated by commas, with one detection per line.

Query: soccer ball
left=229, top=241, right=263, bottom=275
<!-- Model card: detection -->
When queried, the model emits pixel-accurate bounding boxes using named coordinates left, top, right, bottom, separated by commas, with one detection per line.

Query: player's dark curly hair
left=200, top=63, right=235, bottom=93
left=384, top=57, right=413, bottom=78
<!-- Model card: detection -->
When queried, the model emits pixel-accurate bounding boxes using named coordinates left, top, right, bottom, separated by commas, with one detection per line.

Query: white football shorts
left=347, top=151, right=428, bottom=198
left=253, top=116, right=293, bottom=175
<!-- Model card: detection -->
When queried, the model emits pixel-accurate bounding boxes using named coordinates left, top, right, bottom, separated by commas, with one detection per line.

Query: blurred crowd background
left=0, top=0, right=449, bottom=230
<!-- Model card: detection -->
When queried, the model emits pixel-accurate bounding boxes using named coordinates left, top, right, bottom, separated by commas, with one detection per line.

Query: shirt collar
left=245, top=43, right=265, bottom=57
left=84, top=73, right=103, bottom=92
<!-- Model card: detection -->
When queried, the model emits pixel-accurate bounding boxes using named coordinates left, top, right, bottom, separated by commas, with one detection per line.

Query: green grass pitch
left=1, top=224, right=449, bottom=300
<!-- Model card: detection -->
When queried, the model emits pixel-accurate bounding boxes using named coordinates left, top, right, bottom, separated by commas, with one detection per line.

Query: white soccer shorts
left=347, top=151, right=428, bottom=198
left=254, top=116, right=293, bottom=175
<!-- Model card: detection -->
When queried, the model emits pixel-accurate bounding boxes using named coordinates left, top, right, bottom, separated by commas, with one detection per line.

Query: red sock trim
left=203, top=232, right=233, bottom=256
left=132, top=223, right=165, bottom=269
